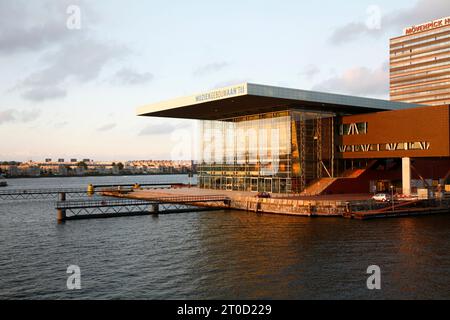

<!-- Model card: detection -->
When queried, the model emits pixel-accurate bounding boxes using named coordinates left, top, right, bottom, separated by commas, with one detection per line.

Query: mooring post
left=152, top=203, right=159, bottom=216
left=255, top=200, right=260, bottom=213
left=87, top=184, right=94, bottom=196
left=57, top=192, right=66, bottom=223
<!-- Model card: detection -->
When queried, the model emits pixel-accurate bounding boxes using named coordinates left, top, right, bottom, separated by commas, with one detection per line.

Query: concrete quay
left=99, top=187, right=450, bottom=220
left=101, top=187, right=376, bottom=217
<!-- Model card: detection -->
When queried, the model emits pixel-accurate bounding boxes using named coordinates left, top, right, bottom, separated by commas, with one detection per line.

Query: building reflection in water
left=184, top=211, right=450, bottom=299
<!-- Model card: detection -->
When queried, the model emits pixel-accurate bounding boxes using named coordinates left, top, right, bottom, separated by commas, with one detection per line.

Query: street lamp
left=390, top=185, right=394, bottom=212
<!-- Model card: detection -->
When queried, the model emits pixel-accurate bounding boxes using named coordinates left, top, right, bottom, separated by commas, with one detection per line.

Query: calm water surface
left=0, top=175, right=449, bottom=299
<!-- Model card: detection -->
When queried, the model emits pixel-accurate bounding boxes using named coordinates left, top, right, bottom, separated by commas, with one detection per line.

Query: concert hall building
left=138, top=17, right=450, bottom=196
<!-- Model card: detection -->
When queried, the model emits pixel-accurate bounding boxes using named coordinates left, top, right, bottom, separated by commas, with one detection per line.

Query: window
left=339, top=122, right=368, bottom=135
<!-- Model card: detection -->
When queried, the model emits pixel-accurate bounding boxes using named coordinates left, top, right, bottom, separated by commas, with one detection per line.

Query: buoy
left=87, top=184, right=94, bottom=196
left=133, top=183, right=141, bottom=190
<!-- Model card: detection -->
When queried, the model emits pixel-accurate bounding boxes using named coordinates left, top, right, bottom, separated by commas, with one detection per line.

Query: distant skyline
left=1, top=0, right=449, bottom=161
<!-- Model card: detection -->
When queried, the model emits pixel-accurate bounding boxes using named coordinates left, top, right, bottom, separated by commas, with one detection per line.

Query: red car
left=257, top=192, right=271, bottom=199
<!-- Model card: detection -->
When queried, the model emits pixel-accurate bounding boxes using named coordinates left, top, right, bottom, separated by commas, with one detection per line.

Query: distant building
left=26, top=166, right=41, bottom=177
left=57, top=165, right=68, bottom=176
left=45, top=158, right=52, bottom=163
left=112, top=166, right=120, bottom=175
left=70, top=158, right=77, bottom=163
left=8, top=165, right=19, bottom=177
left=74, top=166, right=85, bottom=176
left=58, top=159, right=65, bottom=163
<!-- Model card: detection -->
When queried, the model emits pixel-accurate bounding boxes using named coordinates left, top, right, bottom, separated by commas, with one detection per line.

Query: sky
left=1, top=0, right=449, bottom=161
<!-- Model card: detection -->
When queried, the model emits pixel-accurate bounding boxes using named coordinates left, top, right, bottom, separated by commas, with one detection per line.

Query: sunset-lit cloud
left=313, top=62, right=389, bottom=98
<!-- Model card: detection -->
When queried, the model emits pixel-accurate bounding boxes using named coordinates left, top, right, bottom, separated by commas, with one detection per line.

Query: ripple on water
left=1, top=176, right=450, bottom=299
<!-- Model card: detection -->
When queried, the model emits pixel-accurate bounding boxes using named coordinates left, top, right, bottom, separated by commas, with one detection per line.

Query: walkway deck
left=102, top=187, right=450, bottom=220
left=56, top=194, right=229, bottom=221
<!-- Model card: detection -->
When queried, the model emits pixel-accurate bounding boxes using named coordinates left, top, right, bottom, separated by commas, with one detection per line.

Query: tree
left=76, top=161, right=88, bottom=170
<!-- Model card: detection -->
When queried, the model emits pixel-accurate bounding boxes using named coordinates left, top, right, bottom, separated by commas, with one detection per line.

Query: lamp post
left=390, top=185, right=394, bottom=212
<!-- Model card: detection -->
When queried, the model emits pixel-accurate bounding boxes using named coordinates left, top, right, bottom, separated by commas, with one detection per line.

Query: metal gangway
left=0, top=183, right=187, bottom=201
left=55, top=195, right=230, bottom=221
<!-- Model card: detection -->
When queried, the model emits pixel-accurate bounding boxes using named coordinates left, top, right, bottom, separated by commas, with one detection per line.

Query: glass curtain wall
left=198, top=110, right=335, bottom=194
left=290, top=111, right=335, bottom=192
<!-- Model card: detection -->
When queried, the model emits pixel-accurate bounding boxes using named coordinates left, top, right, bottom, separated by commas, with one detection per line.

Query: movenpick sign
left=403, top=17, right=450, bottom=36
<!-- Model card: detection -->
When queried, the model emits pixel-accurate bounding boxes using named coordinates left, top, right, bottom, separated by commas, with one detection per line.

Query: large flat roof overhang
left=137, top=83, right=421, bottom=120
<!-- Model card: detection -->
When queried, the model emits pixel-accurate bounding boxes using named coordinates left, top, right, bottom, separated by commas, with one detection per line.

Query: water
left=0, top=175, right=449, bottom=299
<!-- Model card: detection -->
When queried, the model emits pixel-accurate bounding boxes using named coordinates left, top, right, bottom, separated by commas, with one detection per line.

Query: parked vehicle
left=256, top=192, right=271, bottom=199
left=372, top=193, right=391, bottom=202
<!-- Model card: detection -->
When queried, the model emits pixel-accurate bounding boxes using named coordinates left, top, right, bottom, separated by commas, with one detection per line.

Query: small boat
left=0, top=175, right=7, bottom=187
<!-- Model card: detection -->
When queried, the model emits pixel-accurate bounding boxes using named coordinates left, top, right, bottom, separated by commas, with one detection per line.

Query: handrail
left=0, top=188, right=86, bottom=195
left=56, top=195, right=230, bottom=209
left=0, top=183, right=187, bottom=195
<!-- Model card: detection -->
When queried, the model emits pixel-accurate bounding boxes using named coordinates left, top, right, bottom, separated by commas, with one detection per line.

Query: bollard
left=57, top=209, right=66, bottom=222
left=57, top=192, right=66, bottom=222
left=255, top=200, right=260, bottom=213
left=87, top=184, right=94, bottom=196
left=152, top=203, right=159, bottom=216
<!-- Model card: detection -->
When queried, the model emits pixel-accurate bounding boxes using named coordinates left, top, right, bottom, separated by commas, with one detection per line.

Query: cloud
left=312, top=62, right=389, bottom=98
left=329, top=0, right=450, bottom=45
left=330, top=22, right=381, bottom=45
left=0, top=0, right=81, bottom=54
left=139, top=122, right=191, bottom=136
left=54, top=121, right=69, bottom=128
left=384, top=0, right=450, bottom=28
left=0, top=110, right=15, bottom=124
left=20, top=109, right=42, bottom=122
left=15, top=37, right=128, bottom=102
left=139, top=123, right=176, bottom=136
left=97, top=123, right=117, bottom=132
left=2, top=0, right=128, bottom=102
left=0, top=108, right=41, bottom=125
left=21, top=87, right=67, bottom=102
left=194, top=62, right=229, bottom=77
left=112, top=68, right=154, bottom=85
left=299, top=64, right=321, bottom=79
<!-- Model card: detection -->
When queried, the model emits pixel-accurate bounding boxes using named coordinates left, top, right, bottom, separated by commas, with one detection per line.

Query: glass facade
left=198, top=109, right=335, bottom=194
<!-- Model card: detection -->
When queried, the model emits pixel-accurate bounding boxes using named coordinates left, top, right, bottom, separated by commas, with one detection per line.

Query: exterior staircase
left=301, top=178, right=338, bottom=196
left=341, top=168, right=366, bottom=178
left=301, top=160, right=379, bottom=196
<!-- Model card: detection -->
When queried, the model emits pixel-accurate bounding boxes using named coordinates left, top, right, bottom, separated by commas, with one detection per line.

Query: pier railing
left=56, top=198, right=152, bottom=209
left=0, top=183, right=188, bottom=201
left=55, top=195, right=229, bottom=221
left=117, top=195, right=231, bottom=204
left=0, top=188, right=87, bottom=200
